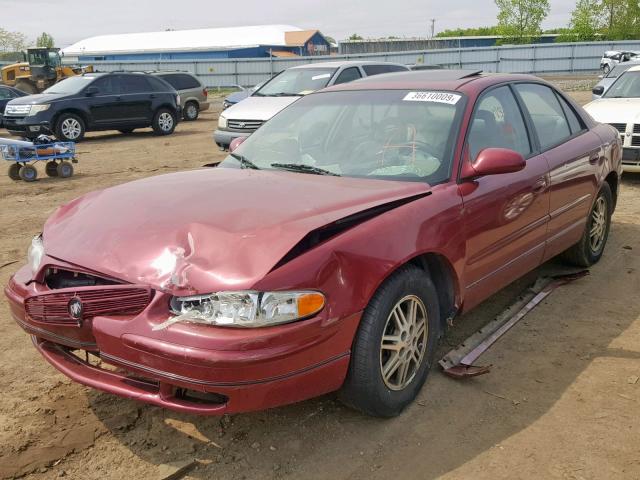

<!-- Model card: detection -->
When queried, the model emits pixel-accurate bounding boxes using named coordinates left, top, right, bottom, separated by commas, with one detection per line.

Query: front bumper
left=622, top=147, right=640, bottom=173
left=5, top=264, right=359, bottom=415
left=213, top=129, right=252, bottom=150
left=2, top=115, right=52, bottom=138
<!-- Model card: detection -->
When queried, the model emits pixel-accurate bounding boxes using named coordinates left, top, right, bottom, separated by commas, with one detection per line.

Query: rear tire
left=183, top=101, right=199, bottom=121
left=561, top=183, right=612, bottom=267
left=152, top=108, right=176, bottom=136
left=55, top=113, right=85, bottom=142
left=8, top=163, right=22, bottom=180
left=19, top=164, right=37, bottom=182
left=339, top=265, right=441, bottom=417
left=45, top=161, right=59, bottom=177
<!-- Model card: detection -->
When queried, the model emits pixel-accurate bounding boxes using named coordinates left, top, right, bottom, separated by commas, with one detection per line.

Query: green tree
left=436, top=26, right=500, bottom=37
left=495, top=0, right=550, bottom=44
left=561, top=0, right=604, bottom=41
left=348, top=33, right=363, bottom=41
left=36, top=32, right=55, bottom=48
left=0, top=28, right=29, bottom=53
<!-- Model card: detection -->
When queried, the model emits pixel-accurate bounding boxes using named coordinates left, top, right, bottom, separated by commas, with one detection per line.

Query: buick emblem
left=68, top=296, right=83, bottom=320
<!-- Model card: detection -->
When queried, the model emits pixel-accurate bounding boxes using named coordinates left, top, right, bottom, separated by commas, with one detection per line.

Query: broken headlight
left=154, top=291, right=325, bottom=330
left=27, top=234, right=44, bottom=275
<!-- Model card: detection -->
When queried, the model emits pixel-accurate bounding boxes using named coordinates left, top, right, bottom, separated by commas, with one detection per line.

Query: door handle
left=532, top=177, right=547, bottom=194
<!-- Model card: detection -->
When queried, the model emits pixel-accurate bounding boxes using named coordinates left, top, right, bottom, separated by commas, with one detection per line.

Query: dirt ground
left=1, top=83, right=639, bottom=480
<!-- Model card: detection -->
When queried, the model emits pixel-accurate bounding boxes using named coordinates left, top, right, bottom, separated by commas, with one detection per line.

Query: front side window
left=254, top=68, right=337, bottom=97
left=91, top=76, right=119, bottom=95
left=333, top=67, right=362, bottom=85
left=514, top=83, right=571, bottom=150
left=467, top=86, right=531, bottom=161
left=221, top=89, right=465, bottom=184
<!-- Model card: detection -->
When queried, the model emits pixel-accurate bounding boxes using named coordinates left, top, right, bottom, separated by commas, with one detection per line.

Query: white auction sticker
left=311, top=73, right=331, bottom=80
left=403, top=91, right=462, bottom=105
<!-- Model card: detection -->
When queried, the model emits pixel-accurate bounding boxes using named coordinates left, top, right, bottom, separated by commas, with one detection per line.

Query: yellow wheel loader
left=1, top=48, right=93, bottom=94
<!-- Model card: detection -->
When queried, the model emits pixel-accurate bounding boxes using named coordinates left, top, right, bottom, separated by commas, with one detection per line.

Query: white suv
left=214, top=61, right=409, bottom=150
left=600, top=50, right=640, bottom=75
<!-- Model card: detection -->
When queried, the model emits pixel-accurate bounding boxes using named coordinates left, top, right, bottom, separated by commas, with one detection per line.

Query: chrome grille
left=25, top=286, right=153, bottom=325
left=4, top=104, right=31, bottom=116
left=634, top=124, right=640, bottom=134
left=632, top=136, right=640, bottom=147
left=227, top=119, right=263, bottom=131
left=609, top=123, right=626, bottom=133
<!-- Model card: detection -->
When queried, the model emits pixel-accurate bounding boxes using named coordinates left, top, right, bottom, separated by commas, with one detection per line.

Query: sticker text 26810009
left=403, top=92, right=462, bottom=105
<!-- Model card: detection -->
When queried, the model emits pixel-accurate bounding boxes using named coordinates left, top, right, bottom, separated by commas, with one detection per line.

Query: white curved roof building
left=62, top=25, right=331, bottom=61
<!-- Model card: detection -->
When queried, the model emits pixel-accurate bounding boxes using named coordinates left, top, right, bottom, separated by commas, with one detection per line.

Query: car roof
left=321, top=70, right=542, bottom=94
left=289, top=60, right=407, bottom=70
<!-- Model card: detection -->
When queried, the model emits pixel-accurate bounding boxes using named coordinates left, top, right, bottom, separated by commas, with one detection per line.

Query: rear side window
left=514, top=83, right=571, bottom=150
left=556, top=94, right=584, bottom=135
left=467, top=86, right=531, bottom=161
left=119, top=75, right=152, bottom=93
left=333, top=67, right=362, bottom=85
left=147, top=76, right=174, bottom=92
left=159, top=74, right=200, bottom=90
left=0, top=88, right=14, bottom=99
left=362, top=64, right=409, bottom=76
left=91, top=76, right=119, bottom=95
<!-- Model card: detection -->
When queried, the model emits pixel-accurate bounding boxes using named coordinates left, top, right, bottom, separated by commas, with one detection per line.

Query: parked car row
left=1, top=71, right=208, bottom=142
left=600, top=50, right=640, bottom=74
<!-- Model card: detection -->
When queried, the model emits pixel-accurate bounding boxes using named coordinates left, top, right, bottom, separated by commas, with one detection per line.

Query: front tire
left=19, top=164, right=37, bottom=182
left=55, top=113, right=85, bottom=142
left=561, top=183, right=612, bottom=267
left=339, top=265, right=441, bottom=417
left=152, top=108, right=177, bottom=136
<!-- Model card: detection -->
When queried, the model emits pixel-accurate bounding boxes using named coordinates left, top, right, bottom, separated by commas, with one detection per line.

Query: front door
left=460, top=85, right=551, bottom=310
left=86, top=76, right=124, bottom=126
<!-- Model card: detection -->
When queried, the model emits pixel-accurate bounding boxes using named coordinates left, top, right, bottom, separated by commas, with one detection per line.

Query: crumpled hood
left=221, top=95, right=300, bottom=122
left=584, top=97, right=640, bottom=124
left=43, top=167, right=429, bottom=295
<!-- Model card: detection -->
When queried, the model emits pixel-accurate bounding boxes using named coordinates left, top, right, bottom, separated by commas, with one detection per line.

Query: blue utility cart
left=1, top=137, right=77, bottom=182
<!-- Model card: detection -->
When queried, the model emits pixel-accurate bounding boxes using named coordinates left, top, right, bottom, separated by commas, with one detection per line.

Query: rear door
left=512, top=83, right=602, bottom=261
left=115, top=75, right=155, bottom=125
left=460, top=85, right=551, bottom=309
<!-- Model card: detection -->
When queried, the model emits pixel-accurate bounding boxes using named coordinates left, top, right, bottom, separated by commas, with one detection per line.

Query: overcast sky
left=3, top=0, right=576, bottom=47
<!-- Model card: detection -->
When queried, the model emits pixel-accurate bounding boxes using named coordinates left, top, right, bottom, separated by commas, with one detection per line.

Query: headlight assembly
left=153, top=290, right=325, bottom=330
left=28, top=104, right=50, bottom=116
left=27, top=234, right=44, bottom=275
left=218, top=114, right=228, bottom=129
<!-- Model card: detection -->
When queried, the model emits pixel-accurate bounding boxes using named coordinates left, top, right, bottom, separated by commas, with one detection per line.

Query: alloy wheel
left=379, top=295, right=428, bottom=391
left=158, top=112, right=174, bottom=131
left=61, top=118, right=82, bottom=139
left=589, top=196, right=608, bottom=253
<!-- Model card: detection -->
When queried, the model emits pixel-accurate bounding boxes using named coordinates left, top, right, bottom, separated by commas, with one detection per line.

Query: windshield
left=220, top=90, right=465, bottom=184
left=254, top=68, right=337, bottom=96
left=607, top=64, right=636, bottom=78
left=604, top=71, right=640, bottom=98
left=43, top=76, right=96, bottom=94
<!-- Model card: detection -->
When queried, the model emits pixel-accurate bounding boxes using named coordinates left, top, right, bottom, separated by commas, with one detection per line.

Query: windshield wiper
left=230, top=152, right=259, bottom=169
left=270, top=163, right=340, bottom=176
left=263, top=92, right=304, bottom=97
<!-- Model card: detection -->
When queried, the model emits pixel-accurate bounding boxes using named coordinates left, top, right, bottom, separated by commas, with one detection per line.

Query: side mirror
left=229, top=136, right=247, bottom=153
left=592, top=85, right=605, bottom=96
left=85, top=86, right=99, bottom=96
left=461, top=148, right=525, bottom=180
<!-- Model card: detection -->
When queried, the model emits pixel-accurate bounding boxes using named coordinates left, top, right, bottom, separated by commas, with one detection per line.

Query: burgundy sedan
left=5, top=71, right=621, bottom=417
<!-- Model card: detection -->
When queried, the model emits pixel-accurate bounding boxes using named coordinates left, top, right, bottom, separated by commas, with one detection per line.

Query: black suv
left=3, top=72, right=181, bottom=141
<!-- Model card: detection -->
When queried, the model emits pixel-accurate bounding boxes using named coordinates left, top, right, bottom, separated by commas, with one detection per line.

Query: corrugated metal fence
left=82, top=40, right=640, bottom=88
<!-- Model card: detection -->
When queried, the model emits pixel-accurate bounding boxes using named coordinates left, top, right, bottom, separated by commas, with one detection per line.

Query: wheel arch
left=604, top=170, right=619, bottom=211
left=52, top=108, right=89, bottom=130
